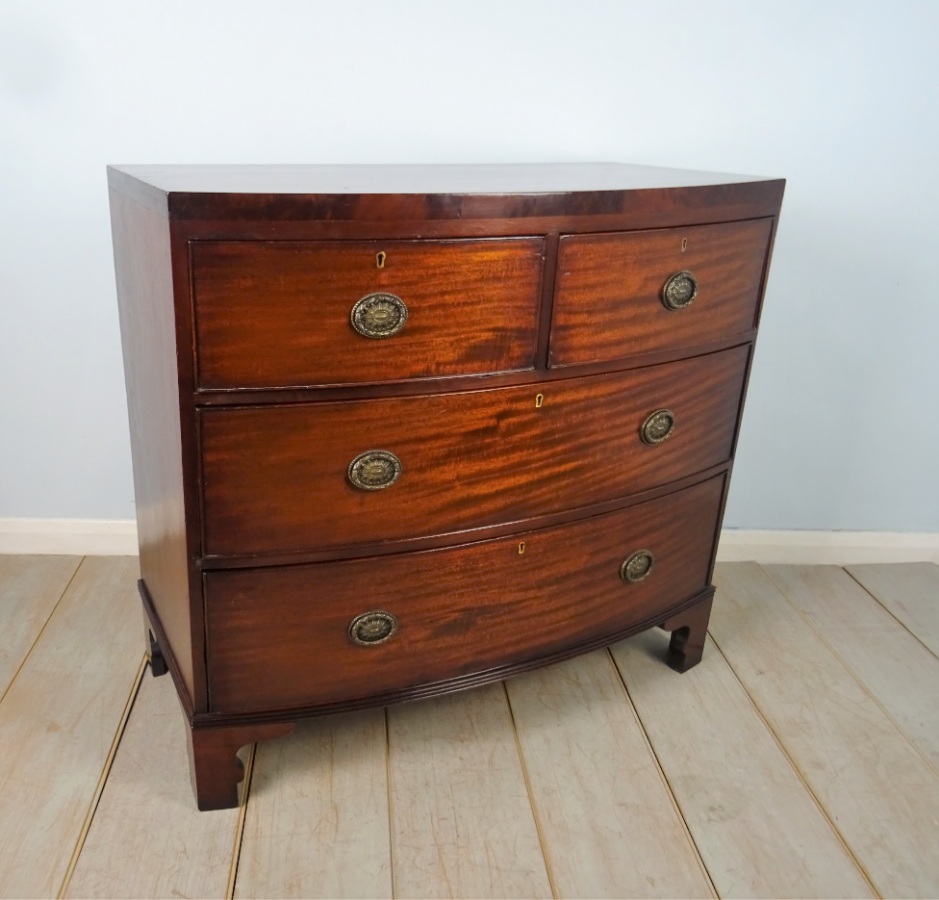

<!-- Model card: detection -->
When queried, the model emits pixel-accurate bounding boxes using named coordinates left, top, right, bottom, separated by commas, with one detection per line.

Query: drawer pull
left=349, top=610, right=398, bottom=646
left=350, top=292, right=408, bottom=339
left=348, top=450, right=402, bottom=491
left=641, top=408, right=676, bottom=445
left=661, top=270, right=698, bottom=310
left=620, top=550, right=655, bottom=584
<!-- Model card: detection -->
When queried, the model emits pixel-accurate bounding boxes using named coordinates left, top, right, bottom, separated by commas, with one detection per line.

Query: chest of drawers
left=108, top=163, right=784, bottom=810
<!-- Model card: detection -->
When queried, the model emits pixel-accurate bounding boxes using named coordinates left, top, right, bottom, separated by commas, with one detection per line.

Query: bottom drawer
left=205, top=475, right=725, bottom=714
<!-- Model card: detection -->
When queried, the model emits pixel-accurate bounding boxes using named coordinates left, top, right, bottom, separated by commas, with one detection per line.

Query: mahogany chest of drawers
left=108, top=163, right=784, bottom=810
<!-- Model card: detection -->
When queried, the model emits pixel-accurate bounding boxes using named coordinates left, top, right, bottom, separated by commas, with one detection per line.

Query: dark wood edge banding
left=169, top=223, right=210, bottom=712
left=170, top=210, right=782, bottom=242
left=166, top=184, right=785, bottom=225
left=536, top=232, right=560, bottom=368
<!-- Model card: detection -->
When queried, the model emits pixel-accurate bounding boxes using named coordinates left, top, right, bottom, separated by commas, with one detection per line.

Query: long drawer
left=200, top=345, right=749, bottom=557
left=191, top=237, right=544, bottom=389
left=549, top=219, right=772, bottom=367
left=204, top=475, right=725, bottom=714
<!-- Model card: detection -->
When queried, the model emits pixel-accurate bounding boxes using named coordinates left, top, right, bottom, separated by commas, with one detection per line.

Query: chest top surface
left=107, top=162, right=784, bottom=222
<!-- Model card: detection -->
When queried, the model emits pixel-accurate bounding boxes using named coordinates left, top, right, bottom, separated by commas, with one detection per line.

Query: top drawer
left=549, top=219, right=772, bottom=367
left=191, top=238, right=544, bottom=389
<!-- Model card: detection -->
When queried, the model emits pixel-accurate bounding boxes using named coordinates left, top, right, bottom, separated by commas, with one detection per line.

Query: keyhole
left=680, top=238, right=688, bottom=252
left=535, top=393, right=545, bottom=409
left=518, top=542, right=526, bottom=555
left=376, top=251, right=387, bottom=268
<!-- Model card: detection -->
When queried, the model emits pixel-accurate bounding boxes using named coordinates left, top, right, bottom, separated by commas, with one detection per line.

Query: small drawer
left=200, top=345, right=748, bottom=557
left=204, top=475, right=724, bottom=714
left=191, top=237, right=544, bottom=389
left=549, top=219, right=772, bottom=367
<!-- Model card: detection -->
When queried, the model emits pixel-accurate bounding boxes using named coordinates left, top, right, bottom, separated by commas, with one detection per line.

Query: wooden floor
left=1, top=558, right=938, bottom=898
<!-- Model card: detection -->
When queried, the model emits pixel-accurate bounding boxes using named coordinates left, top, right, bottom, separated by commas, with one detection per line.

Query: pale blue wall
left=1, top=0, right=936, bottom=529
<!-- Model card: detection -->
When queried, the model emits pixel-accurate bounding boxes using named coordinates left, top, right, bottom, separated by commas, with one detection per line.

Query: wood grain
left=204, top=476, right=723, bottom=714
left=611, top=631, right=874, bottom=898
left=506, top=650, right=714, bottom=898
left=192, top=238, right=544, bottom=389
left=847, top=562, right=939, bottom=657
left=550, top=219, right=772, bottom=367
left=108, top=162, right=783, bottom=811
left=110, top=189, right=198, bottom=706
left=0, top=557, right=141, bottom=898
left=234, top=710, right=391, bottom=899
left=388, top=683, right=551, bottom=899
left=64, top=672, right=240, bottom=899
left=711, top=562, right=939, bottom=897
left=0, top=555, right=80, bottom=697
left=765, top=564, right=939, bottom=770
left=108, top=163, right=785, bottom=226
left=201, top=347, right=746, bottom=557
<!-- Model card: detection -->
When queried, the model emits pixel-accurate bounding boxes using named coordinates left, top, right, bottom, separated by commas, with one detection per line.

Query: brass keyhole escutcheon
left=376, top=251, right=387, bottom=268
left=680, top=237, right=688, bottom=252
left=518, top=541, right=526, bottom=555
left=348, top=610, right=398, bottom=646
left=535, top=393, right=545, bottom=409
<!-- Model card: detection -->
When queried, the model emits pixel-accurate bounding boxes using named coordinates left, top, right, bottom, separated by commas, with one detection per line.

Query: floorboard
left=847, top=562, right=939, bottom=658
left=766, top=564, right=939, bottom=771
left=387, top=682, right=551, bottom=900
left=711, top=562, right=939, bottom=898
left=612, top=631, right=873, bottom=899
left=63, top=669, right=240, bottom=899
left=0, top=557, right=142, bottom=899
left=507, top=650, right=714, bottom=899
left=235, top=709, right=391, bottom=899
left=2, top=558, right=938, bottom=898
left=0, top=555, right=81, bottom=698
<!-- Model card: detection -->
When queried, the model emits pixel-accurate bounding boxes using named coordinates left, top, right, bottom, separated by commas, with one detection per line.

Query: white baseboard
left=717, top=529, right=939, bottom=565
left=0, top=519, right=139, bottom=556
left=1, top=518, right=937, bottom=565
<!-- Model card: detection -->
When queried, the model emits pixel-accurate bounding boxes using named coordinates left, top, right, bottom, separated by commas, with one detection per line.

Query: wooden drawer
left=191, top=237, right=544, bottom=389
left=205, top=475, right=725, bottom=714
left=200, top=345, right=748, bottom=557
left=549, top=219, right=772, bottom=367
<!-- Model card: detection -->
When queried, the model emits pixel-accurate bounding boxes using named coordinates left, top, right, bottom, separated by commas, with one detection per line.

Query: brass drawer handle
left=620, top=550, right=655, bottom=584
left=641, top=408, right=675, bottom=445
left=349, top=610, right=398, bottom=646
left=350, top=292, right=408, bottom=338
left=661, top=270, right=698, bottom=310
left=347, top=450, right=402, bottom=491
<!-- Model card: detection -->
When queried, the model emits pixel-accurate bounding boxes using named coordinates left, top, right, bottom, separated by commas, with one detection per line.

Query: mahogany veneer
left=200, top=347, right=748, bottom=558
left=192, top=237, right=544, bottom=388
left=108, top=163, right=784, bottom=810
left=551, top=219, right=772, bottom=366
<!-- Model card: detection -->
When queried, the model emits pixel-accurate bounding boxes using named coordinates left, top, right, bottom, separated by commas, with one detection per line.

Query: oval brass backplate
left=620, top=550, right=655, bottom=584
left=661, top=270, right=698, bottom=310
left=350, top=292, right=408, bottom=339
left=640, top=408, right=676, bottom=445
left=348, top=610, right=398, bottom=646
left=347, top=450, right=402, bottom=491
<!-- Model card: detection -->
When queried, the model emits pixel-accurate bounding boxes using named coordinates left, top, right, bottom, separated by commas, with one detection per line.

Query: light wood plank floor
left=0, top=557, right=936, bottom=899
